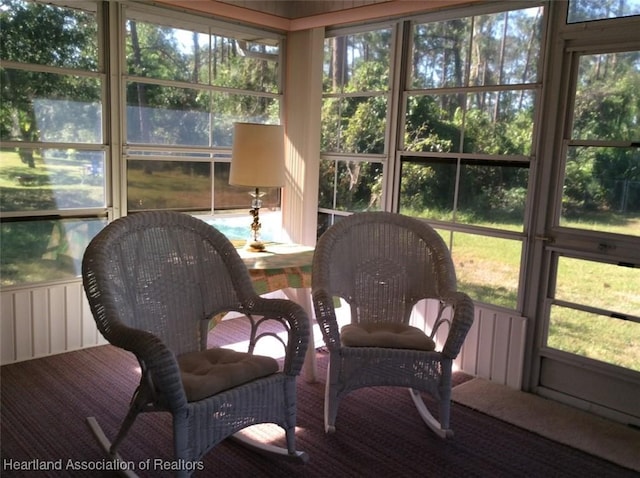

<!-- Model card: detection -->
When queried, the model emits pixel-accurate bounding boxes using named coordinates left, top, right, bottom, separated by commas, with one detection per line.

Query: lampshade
left=229, top=122, right=285, bottom=188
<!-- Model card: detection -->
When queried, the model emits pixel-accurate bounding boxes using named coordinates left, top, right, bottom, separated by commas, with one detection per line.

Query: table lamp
left=229, top=122, right=285, bottom=252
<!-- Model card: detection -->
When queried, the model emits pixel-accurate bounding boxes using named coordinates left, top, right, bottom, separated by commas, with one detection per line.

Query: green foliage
left=1, top=0, right=98, bottom=149
left=345, top=59, right=388, bottom=93
left=402, top=49, right=639, bottom=225
left=342, top=97, right=386, bottom=154
left=0, top=0, right=97, bottom=69
left=125, top=21, right=280, bottom=145
left=564, top=51, right=640, bottom=215
left=323, top=7, right=622, bottom=232
left=405, top=95, right=459, bottom=152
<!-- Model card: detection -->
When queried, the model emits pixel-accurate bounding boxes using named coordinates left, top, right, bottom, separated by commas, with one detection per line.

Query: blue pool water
left=204, top=213, right=281, bottom=242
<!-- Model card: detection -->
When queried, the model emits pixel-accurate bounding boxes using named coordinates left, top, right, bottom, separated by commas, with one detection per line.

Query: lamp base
left=245, top=188, right=267, bottom=252
left=245, top=240, right=266, bottom=252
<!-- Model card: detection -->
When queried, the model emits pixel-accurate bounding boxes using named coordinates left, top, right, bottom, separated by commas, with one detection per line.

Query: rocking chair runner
left=312, top=211, right=475, bottom=438
left=82, top=211, right=309, bottom=477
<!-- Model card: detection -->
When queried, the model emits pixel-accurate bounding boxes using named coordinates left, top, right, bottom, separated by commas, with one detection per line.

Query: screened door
left=537, top=42, right=640, bottom=424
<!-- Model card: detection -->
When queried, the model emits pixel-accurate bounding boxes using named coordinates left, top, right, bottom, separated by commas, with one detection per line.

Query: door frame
left=525, top=1, right=640, bottom=426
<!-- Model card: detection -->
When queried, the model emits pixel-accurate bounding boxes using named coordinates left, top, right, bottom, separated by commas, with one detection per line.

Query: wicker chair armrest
left=104, top=322, right=188, bottom=411
left=312, top=288, right=341, bottom=352
left=246, top=297, right=309, bottom=376
left=440, top=291, right=475, bottom=359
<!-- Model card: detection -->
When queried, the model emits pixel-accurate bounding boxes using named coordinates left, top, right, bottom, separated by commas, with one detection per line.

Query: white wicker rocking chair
left=82, top=211, right=309, bottom=477
left=312, top=211, right=474, bottom=438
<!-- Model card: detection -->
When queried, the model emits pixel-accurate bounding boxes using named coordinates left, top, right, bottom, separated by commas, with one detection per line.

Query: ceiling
left=153, top=0, right=474, bottom=31
left=218, top=0, right=391, bottom=19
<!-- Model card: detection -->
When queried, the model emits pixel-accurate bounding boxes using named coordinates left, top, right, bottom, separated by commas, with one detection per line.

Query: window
left=1, top=0, right=106, bottom=286
left=396, top=6, right=544, bottom=309
left=547, top=255, right=640, bottom=371
left=0, top=1, right=285, bottom=286
left=318, top=5, right=545, bottom=310
left=567, top=0, right=640, bottom=23
left=318, top=26, right=392, bottom=234
left=538, top=1, right=640, bottom=377
left=123, top=13, right=284, bottom=218
left=560, top=51, right=640, bottom=236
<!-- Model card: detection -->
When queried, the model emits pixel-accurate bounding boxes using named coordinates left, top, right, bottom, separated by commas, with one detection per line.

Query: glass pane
left=127, top=160, right=211, bottom=211
left=0, top=0, right=98, bottom=70
left=555, top=257, right=640, bottom=317
left=548, top=306, right=640, bottom=371
left=126, top=20, right=210, bottom=83
left=470, top=9, right=543, bottom=86
left=567, top=0, right=640, bottom=23
left=458, top=159, right=529, bottom=230
left=405, top=94, right=462, bottom=153
left=399, top=159, right=456, bottom=221
left=321, top=97, right=342, bottom=152
left=126, top=83, right=210, bottom=146
left=464, top=90, right=535, bottom=155
left=1, top=69, right=102, bottom=143
left=318, top=159, right=336, bottom=209
left=213, top=162, right=279, bottom=211
left=211, top=93, right=280, bottom=147
left=561, top=146, right=640, bottom=236
left=212, top=36, right=279, bottom=93
left=411, top=19, right=471, bottom=89
left=323, top=29, right=391, bottom=94
left=451, top=232, right=521, bottom=309
left=334, top=160, right=383, bottom=212
left=411, top=7, right=541, bottom=89
left=1, top=147, right=106, bottom=212
left=317, top=212, right=347, bottom=239
left=1, top=218, right=106, bottom=286
left=405, top=91, right=535, bottom=155
left=321, top=96, right=387, bottom=154
left=316, top=212, right=333, bottom=238
left=572, top=52, right=640, bottom=142
left=549, top=256, right=640, bottom=370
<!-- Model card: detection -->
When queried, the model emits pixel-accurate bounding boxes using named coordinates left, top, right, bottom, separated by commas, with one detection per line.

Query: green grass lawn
left=404, top=207, right=640, bottom=372
left=127, top=165, right=212, bottom=210
left=549, top=306, right=640, bottom=371
left=0, top=150, right=104, bottom=211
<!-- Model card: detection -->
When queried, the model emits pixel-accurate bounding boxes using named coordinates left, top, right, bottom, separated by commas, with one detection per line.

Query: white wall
left=409, top=299, right=527, bottom=389
left=1, top=279, right=106, bottom=364
left=281, top=28, right=323, bottom=246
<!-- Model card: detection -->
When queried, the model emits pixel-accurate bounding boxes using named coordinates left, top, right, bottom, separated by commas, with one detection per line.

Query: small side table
left=237, top=243, right=317, bottom=383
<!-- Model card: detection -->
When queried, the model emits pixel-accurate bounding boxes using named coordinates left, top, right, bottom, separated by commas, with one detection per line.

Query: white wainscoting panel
left=459, top=306, right=527, bottom=389
left=2, top=281, right=527, bottom=390
left=0, top=279, right=106, bottom=365
left=411, top=300, right=527, bottom=389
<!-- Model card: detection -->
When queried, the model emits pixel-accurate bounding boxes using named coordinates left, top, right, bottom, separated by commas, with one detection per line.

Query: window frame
left=1, top=1, right=108, bottom=220
left=399, top=5, right=546, bottom=312
left=0, top=0, right=287, bottom=286
left=318, top=21, right=399, bottom=229
left=121, top=4, right=285, bottom=216
left=318, top=2, right=548, bottom=312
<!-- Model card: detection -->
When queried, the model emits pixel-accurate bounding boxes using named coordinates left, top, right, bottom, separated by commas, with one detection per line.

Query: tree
left=1, top=0, right=98, bottom=167
left=568, top=51, right=640, bottom=214
left=321, top=29, right=391, bottom=212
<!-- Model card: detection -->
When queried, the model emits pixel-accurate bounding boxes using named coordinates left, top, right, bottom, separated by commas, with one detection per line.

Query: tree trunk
left=129, top=21, right=149, bottom=145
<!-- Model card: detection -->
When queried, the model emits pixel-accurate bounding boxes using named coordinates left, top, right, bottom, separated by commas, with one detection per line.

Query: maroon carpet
left=1, top=319, right=636, bottom=478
